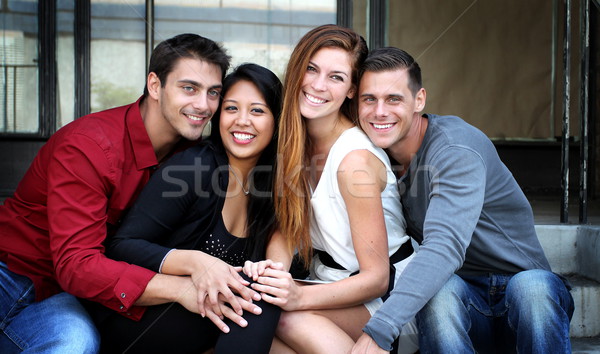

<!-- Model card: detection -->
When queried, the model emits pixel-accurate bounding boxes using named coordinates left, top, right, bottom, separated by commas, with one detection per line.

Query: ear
left=346, top=84, right=356, bottom=100
left=147, top=72, right=161, bottom=100
left=414, top=88, right=426, bottom=113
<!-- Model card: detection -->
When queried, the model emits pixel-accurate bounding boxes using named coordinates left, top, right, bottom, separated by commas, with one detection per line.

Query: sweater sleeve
left=363, top=145, right=486, bottom=350
left=106, top=146, right=215, bottom=272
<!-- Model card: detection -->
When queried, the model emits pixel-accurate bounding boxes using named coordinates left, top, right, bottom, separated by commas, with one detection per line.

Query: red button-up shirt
left=0, top=97, right=157, bottom=319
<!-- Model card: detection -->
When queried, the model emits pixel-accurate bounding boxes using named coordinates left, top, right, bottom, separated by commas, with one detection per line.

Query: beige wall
left=384, top=0, right=579, bottom=140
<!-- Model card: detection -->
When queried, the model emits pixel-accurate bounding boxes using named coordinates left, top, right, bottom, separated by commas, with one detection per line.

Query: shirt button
left=119, top=305, right=124, bottom=310
left=121, top=292, right=126, bottom=298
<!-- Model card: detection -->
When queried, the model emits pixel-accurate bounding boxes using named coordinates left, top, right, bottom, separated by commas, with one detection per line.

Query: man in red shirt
left=0, top=33, right=258, bottom=352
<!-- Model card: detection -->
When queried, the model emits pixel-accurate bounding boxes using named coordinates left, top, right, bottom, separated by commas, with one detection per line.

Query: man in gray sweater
left=352, top=47, right=574, bottom=353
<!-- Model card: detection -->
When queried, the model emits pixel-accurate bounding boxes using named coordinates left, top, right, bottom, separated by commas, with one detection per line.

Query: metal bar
left=75, top=0, right=91, bottom=118
left=12, top=66, right=16, bottom=131
left=3, top=65, right=7, bottom=132
left=560, top=0, right=571, bottom=223
left=337, top=0, right=353, bottom=28
left=551, top=0, right=558, bottom=138
left=368, top=0, right=386, bottom=49
left=38, top=0, right=57, bottom=137
left=145, top=0, right=154, bottom=71
left=579, top=0, right=590, bottom=223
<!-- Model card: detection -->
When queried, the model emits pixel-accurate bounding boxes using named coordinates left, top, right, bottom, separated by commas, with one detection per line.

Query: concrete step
left=536, top=225, right=600, bottom=339
left=568, top=275, right=600, bottom=338
left=572, top=336, right=600, bottom=353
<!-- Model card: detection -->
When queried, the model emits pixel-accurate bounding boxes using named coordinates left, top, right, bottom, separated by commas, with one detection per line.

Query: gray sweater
left=364, top=114, right=551, bottom=350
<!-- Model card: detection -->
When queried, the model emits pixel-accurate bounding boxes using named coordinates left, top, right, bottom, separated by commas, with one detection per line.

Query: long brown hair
left=275, top=24, right=368, bottom=265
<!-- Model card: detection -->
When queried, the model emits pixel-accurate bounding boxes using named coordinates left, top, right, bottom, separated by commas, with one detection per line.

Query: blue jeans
left=0, top=262, right=99, bottom=353
left=417, top=270, right=574, bottom=354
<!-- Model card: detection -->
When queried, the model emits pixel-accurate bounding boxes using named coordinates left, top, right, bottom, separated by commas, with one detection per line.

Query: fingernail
left=240, top=319, right=248, bottom=327
left=253, top=306, right=262, bottom=315
left=253, top=294, right=261, bottom=301
left=222, top=326, right=230, bottom=333
left=200, top=313, right=205, bottom=318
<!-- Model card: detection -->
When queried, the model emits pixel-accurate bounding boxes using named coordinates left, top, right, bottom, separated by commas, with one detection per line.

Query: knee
left=421, top=275, right=468, bottom=316
left=276, top=311, right=311, bottom=338
left=506, top=270, right=573, bottom=317
left=53, top=317, right=100, bottom=353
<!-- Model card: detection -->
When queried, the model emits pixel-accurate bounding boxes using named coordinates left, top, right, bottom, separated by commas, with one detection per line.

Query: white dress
left=308, top=127, right=419, bottom=353
left=309, top=127, right=411, bottom=303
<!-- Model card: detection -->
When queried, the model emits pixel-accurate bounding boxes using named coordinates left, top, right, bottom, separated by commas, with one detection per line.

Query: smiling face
left=298, top=47, right=355, bottom=122
left=358, top=68, right=426, bottom=149
left=220, top=80, right=275, bottom=165
left=155, top=57, right=223, bottom=141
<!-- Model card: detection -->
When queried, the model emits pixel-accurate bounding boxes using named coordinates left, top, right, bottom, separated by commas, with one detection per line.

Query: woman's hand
left=203, top=292, right=263, bottom=333
left=189, top=255, right=261, bottom=318
left=250, top=267, right=305, bottom=311
left=240, top=259, right=285, bottom=281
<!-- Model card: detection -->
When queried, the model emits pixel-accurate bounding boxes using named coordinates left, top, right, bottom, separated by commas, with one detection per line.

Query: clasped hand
left=188, top=256, right=262, bottom=333
left=242, top=259, right=305, bottom=311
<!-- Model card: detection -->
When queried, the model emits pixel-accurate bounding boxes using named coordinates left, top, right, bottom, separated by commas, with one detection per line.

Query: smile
left=185, top=113, right=206, bottom=122
left=233, top=132, right=256, bottom=141
left=304, top=92, right=327, bottom=104
left=372, top=123, right=395, bottom=129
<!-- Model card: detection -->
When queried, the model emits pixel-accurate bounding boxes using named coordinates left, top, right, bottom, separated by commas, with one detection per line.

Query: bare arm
left=252, top=150, right=390, bottom=311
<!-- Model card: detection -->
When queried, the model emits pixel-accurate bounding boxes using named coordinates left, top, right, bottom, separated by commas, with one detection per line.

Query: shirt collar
left=126, top=96, right=158, bottom=170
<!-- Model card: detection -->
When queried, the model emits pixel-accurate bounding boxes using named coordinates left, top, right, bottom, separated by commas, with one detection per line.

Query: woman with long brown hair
left=243, top=25, right=418, bottom=353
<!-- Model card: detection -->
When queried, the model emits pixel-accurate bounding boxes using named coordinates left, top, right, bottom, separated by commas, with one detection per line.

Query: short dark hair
left=361, top=47, right=422, bottom=96
left=143, top=33, right=231, bottom=97
left=209, top=63, right=283, bottom=261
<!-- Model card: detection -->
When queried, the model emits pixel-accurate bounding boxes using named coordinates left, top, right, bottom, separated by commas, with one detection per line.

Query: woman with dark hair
left=243, top=25, right=419, bottom=353
left=97, top=63, right=284, bottom=353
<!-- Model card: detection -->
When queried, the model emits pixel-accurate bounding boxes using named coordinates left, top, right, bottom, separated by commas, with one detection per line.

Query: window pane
left=153, top=0, right=336, bottom=79
left=57, top=1, right=75, bottom=128
left=0, top=0, right=39, bottom=133
left=90, top=0, right=146, bottom=113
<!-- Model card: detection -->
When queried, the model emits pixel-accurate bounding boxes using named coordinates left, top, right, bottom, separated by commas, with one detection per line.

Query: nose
left=375, top=100, right=388, bottom=118
left=192, top=92, right=210, bottom=112
left=311, top=73, right=327, bottom=92
left=236, top=109, right=251, bottom=126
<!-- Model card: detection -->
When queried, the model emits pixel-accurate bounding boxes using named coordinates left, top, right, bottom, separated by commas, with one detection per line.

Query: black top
left=106, top=143, right=230, bottom=272
left=201, top=215, right=248, bottom=267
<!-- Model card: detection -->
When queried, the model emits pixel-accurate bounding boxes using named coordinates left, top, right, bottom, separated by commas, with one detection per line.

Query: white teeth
left=373, top=123, right=394, bottom=129
left=185, top=114, right=204, bottom=121
left=233, top=132, right=255, bottom=141
left=305, top=93, right=326, bottom=104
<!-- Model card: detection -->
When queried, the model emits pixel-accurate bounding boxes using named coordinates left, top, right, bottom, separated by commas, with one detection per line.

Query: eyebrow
left=222, top=98, right=268, bottom=107
left=359, top=93, right=404, bottom=100
left=308, top=60, right=350, bottom=78
left=177, top=79, right=222, bottom=90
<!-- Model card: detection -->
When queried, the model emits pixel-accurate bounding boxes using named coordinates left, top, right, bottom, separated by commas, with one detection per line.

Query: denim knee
left=417, top=275, right=478, bottom=353
left=505, top=269, right=574, bottom=353
left=506, top=269, right=573, bottom=318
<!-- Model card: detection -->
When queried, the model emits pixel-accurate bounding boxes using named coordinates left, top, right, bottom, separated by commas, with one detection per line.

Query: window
left=1, top=0, right=39, bottom=133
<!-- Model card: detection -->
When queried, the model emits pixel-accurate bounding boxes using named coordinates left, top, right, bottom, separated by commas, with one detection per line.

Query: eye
left=182, top=85, right=196, bottom=93
left=251, top=107, right=266, bottom=114
left=208, top=89, right=221, bottom=99
left=387, top=96, right=401, bottom=103
left=223, top=105, right=238, bottom=112
left=307, top=65, right=317, bottom=72
left=331, top=75, right=344, bottom=82
left=362, top=96, right=375, bottom=103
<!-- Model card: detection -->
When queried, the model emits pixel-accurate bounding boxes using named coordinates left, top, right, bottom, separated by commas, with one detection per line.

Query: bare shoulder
left=338, top=149, right=387, bottom=192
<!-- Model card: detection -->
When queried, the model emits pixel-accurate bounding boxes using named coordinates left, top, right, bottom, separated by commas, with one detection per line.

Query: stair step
left=569, top=275, right=600, bottom=338
left=572, top=336, right=600, bottom=353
